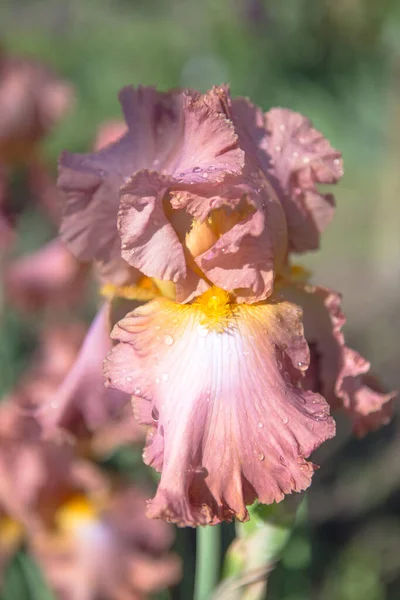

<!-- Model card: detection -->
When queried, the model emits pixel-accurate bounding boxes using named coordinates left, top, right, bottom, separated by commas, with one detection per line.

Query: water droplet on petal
left=208, top=165, right=217, bottom=172
left=193, top=166, right=202, bottom=173
left=134, top=387, right=141, bottom=395
left=258, top=422, right=264, bottom=429
left=303, top=156, right=310, bottom=164
left=282, top=416, right=289, bottom=424
left=333, top=158, right=340, bottom=166
left=202, top=172, right=209, bottom=179
left=297, top=361, right=307, bottom=370
left=164, top=334, right=174, bottom=346
left=258, top=452, right=265, bottom=461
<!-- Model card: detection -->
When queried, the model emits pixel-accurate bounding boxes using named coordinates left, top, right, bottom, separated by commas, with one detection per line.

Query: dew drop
left=201, top=172, right=209, bottom=179
left=208, top=165, right=217, bottom=172
left=121, top=243, right=127, bottom=249
left=179, top=172, right=186, bottom=178
left=303, top=156, right=310, bottom=164
left=151, top=408, right=159, bottom=422
left=258, top=422, right=264, bottom=429
left=279, top=455, right=285, bottom=464
left=134, top=387, right=141, bottom=395
left=258, top=452, right=265, bottom=461
left=333, top=158, right=340, bottom=166
left=193, top=166, right=202, bottom=173
left=279, top=123, right=286, bottom=131
left=297, top=361, right=307, bottom=370
left=162, top=373, right=169, bottom=382
left=282, top=416, right=289, bottom=424
left=164, top=334, right=174, bottom=346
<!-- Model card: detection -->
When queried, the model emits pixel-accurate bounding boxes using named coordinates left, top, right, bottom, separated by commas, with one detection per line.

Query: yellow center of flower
left=54, top=495, right=98, bottom=534
left=192, top=286, right=236, bottom=330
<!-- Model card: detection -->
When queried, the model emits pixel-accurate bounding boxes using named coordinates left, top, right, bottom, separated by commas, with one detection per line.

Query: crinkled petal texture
left=230, top=99, right=343, bottom=252
left=58, top=86, right=183, bottom=284
left=281, top=282, right=396, bottom=436
left=119, top=171, right=287, bottom=303
left=104, top=291, right=335, bottom=526
left=264, top=108, right=343, bottom=252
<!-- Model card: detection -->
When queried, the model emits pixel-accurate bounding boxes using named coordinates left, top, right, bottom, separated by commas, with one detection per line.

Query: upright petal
left=230, top=99, right=343, bottom=252
left=263, top=108, right=343, bottom=252
left=118, top=171, right=187, bottom=282
left=105, top=289, right=335, bottom=526
left=58, top=87, right=182, bottom=284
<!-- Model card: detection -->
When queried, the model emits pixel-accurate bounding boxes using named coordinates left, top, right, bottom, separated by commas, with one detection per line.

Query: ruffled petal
left=281, top=281, right=396, bottom=435
left=118, top=171, right=187, bottom=282
left=105, top=290, right=335, bottom=526
left=263, top=108, right=343, bottom=252
left=193, top=179, right=287, bottom=303
left=164, top=87, right=244, bottom=184
left=58, top=87, right=182, bottom=284
left=230, top=99, right=342, bottom=252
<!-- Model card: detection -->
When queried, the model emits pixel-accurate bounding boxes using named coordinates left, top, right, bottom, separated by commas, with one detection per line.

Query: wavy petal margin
left=281, top=282, right=396, bottom=436
left=230, top=98, right=343, bottom=252
left=104, top=290, right=335, bottom=526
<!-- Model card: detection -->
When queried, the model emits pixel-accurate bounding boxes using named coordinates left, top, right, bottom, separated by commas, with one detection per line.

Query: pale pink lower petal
left=105, top=294, right=335, bottom=526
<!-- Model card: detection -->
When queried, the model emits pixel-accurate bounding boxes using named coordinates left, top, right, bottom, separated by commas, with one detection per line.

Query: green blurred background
left=1, top=0, right=400, bottom=598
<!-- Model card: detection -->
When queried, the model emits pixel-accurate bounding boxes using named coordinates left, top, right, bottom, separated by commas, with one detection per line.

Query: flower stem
left=194, top=525, right=221, bottom=600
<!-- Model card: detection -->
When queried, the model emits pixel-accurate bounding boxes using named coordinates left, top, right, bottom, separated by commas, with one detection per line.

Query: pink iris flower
left=57, top=84, right=395, bottom=526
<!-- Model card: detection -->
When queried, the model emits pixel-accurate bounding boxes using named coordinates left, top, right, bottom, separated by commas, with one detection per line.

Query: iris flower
left=58, top=85, right=395, bottom=526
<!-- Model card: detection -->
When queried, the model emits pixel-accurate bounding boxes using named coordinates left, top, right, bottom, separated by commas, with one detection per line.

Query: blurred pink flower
left=4, top=239, right=89, bottom=311
left=0, top=403, right=179, bottom=600
left=0, top=52, right=74, bottom=164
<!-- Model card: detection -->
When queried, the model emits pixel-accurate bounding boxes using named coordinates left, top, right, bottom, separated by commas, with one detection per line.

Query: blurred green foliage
left=1, top=0, right=399, bottom=598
